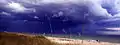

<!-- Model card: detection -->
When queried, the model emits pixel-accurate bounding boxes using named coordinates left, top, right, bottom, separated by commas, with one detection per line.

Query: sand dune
left=0, top=32, right=119, bottom=45
left=0, top=32, right=55, bottom=45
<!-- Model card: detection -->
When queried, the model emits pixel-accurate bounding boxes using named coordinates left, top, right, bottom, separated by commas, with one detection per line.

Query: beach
left=0, top=32, right=119, bottom=45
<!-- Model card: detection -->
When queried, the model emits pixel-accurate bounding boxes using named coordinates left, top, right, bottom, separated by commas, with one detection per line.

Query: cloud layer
left=0, top=0, right=120, bottom=35
left=1, top=0, right=120, bottom=20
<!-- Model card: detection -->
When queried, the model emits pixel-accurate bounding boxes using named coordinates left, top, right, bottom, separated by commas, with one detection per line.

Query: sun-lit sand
left=47, top=36, right=119, bottom=45
left=0, top=32, right=119, bottom=45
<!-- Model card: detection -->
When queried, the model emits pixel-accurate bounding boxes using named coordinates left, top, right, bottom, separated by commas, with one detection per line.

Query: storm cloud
left=0, top=0, right=120, bottom=35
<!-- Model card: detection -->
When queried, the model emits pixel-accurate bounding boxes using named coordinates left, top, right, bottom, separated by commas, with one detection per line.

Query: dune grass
left=0, top=32, right=117, bottom=45
left=0, top=32, right=56, bottom=45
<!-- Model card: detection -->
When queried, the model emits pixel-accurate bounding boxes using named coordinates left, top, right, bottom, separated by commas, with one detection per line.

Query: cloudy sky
left=0, top=0, right=120, bottom=35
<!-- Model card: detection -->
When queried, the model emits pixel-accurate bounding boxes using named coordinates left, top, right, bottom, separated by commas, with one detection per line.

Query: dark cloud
left=0, top=0, right=120, bottom=35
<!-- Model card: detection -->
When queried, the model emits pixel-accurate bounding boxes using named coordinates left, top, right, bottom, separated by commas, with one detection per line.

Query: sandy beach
left=0, top=32, right=119, bottom=45
left=47, top=36, right=120, bottom=45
